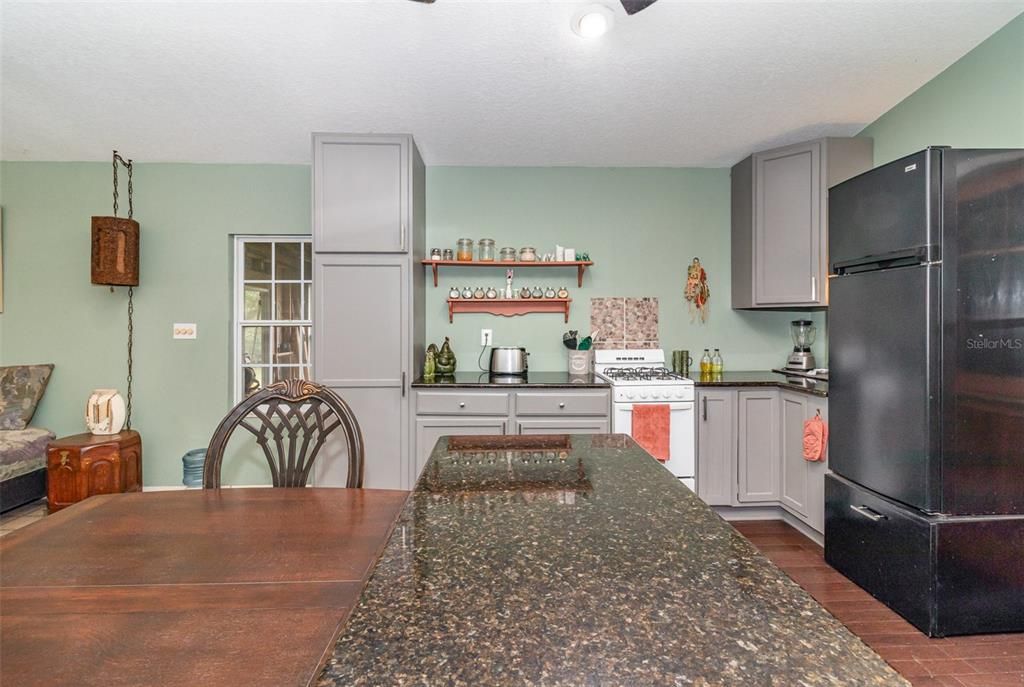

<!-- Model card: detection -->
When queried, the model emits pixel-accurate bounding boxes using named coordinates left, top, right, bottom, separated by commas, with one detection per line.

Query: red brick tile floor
left=733, top=520, right=1024, bottom=687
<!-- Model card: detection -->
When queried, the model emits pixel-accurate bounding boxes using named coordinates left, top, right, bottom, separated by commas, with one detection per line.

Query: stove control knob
left=640, top=391, right=648, bottom=399
left=626, top=391, right=635, bottom=400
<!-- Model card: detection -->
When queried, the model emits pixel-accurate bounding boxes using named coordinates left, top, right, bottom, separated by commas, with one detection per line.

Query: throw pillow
left=0, top=364, right=55, bottom=430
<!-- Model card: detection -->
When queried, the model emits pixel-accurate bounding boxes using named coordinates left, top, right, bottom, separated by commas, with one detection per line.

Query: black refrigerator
left=825, top=147, right=1024, bottom=637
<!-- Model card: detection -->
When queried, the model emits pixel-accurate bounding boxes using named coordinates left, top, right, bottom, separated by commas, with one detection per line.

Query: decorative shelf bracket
left=446, top=298, right=571, bottom=323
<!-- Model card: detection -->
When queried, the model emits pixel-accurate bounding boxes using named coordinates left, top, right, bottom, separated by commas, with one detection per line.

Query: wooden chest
left=47, top=431, right=142, bottom=512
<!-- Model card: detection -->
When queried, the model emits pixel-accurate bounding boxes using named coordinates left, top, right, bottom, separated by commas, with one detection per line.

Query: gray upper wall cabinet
left=731, top=137, right=873, bottom=309
left=313, top=133, right=411, bottom=253
left=312, top=134, right=426, bottom=490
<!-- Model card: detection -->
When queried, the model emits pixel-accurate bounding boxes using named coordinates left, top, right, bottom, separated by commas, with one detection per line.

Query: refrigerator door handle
left=850, top=504, right=888, bottom=522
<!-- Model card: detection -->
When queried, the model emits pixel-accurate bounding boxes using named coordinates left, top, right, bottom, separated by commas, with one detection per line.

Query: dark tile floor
left=734, top=520, right=1024, bottom=687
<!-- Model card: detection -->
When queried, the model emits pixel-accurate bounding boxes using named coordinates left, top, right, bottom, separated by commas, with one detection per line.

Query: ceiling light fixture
left=572, top=5, right=615, bottom=39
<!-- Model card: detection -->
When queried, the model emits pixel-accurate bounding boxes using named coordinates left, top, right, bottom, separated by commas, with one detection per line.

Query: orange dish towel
left=803, top=414, right=829, bottom=462
left=632, top=404, right=671, bottom=462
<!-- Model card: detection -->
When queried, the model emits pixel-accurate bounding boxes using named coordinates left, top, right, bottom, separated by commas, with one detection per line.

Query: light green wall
left=1, top=162, right=818, bottom=486
left=0, top=162, right=309, bottom=487
left=425, top=167, right=824, bottom=372
left=859, top=12, right=1024, bottom=164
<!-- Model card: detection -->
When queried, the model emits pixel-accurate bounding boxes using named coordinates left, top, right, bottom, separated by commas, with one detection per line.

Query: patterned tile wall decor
left=590, top=297, right=659, bottom=350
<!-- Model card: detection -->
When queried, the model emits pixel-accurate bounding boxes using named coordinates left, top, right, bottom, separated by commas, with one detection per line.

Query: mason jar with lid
left=519, top=246, right=537, bottom=262
left=478, top=238, right=496, bottom=262
left=456, top=238, right=474, bottom=262
left=499, top=247, right=517, bottom=262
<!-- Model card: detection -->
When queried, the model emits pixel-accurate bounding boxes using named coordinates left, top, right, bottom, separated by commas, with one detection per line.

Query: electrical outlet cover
left=481, top=329, right=493, bottom=346
left=173, top=323, right=197, bottom=339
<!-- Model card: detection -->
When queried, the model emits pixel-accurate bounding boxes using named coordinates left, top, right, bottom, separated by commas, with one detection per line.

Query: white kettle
left=85, top=388, right=126, bottom=435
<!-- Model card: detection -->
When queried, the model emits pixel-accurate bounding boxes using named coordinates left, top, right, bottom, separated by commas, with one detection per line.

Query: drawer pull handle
left=850, top=505, right=887, bottom=522
left=458, top=402, right=466, bottom=408
left=558, top=402, right=565, bottom=408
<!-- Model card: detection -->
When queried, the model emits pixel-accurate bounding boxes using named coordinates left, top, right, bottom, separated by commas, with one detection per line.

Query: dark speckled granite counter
left=317, top=434, right=904, bottom=686
left=412, top=371, right=609, bottom=388
left=696, top=370, right=829, bottom=397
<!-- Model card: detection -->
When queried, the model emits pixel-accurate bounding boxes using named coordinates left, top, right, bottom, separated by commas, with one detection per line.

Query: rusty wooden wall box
left=91, top=215, right=139, bottom=286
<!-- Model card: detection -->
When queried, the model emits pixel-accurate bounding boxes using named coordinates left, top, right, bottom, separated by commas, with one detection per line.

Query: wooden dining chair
left=204, top=379, right=364, bottom=489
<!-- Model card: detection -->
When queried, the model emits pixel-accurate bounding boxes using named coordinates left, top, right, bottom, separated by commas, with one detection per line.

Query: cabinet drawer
left=415, top=391, right=510, bottom=416
left=825, top=473, right=933, bottom=633
left=514, top=390, right=610, bottom=416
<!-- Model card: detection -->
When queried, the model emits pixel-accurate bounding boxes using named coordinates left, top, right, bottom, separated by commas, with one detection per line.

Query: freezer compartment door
left=829, top=149, right=942, bottom=271
left=828, top=264, right=941, bottom=512
left=825, top=473, right=935, bottom=635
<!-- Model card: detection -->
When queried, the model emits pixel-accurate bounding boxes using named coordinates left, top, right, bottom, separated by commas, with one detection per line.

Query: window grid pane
left=236, top=237, right=312, bottom=401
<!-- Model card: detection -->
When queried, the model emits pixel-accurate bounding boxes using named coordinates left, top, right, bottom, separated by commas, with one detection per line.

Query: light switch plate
left=173, top=323, right=197, bottom=339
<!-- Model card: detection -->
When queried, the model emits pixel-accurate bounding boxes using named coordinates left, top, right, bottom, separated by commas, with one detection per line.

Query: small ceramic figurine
left=449, top=286, right=461, bottom=299
left=505, top=269, right=514, bottom=298
left=473, top=287, right=485, bottom=299
left=520, top=286, right=532, bottom=299
left=544, top=287, right=556, bottom=298
left=531, top=286, right=543, bottom=298
left=557, top=286, right=569, bottom=298
left=423, top=346, right=437, bottom=379
left=485, top=287, right=498, bottom=299
left=461, top=286, right=473, bottom=299
left=436, top=337, right=457, bottom=375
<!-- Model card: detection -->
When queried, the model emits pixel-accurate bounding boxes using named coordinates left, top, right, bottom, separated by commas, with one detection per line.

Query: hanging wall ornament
left=91, top=151, right=139, bottom=429
left=684, top=257, right=710, bottom=323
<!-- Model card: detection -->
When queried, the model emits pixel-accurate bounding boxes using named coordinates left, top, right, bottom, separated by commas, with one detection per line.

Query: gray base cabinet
left=312, top=133, right=426, bottom=490
left=414, top=388, right=610, bottom=482
left=731, top=137, right=873, bottom=309
left=696, top=386, right=829, bottom=533
left=696, top=390, right=737, bottom=506
left=780, top=391, right=829, bottom=532
left=737, top=390, right=780, bottom=502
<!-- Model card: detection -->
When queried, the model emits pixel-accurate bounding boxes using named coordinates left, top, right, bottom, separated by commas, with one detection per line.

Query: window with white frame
left=233, top=236, right=312, bottom=401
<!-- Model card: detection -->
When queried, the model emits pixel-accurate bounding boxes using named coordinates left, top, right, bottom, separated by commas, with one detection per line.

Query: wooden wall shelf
left=447, top=298, right=572, bottom=323
left=423, top=260, right=593, bottom=287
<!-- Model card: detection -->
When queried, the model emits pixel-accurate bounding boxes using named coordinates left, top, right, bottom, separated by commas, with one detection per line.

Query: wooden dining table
left=0, top=487, right=409, bottom=687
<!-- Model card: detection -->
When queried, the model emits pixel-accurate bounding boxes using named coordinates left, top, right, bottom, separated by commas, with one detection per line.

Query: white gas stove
left=595, top=350, right=696, bottom=490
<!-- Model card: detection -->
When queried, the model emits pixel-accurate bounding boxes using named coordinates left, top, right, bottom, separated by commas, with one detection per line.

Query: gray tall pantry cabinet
left=311, top=133, right=425, bottom=489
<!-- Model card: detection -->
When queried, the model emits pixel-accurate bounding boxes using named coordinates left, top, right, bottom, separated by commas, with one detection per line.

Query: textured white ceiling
left=1, top=0, right=1021, bottom=166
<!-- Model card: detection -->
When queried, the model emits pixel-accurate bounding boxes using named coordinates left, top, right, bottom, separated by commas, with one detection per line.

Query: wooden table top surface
left=0, top=488, right=409, bottom=687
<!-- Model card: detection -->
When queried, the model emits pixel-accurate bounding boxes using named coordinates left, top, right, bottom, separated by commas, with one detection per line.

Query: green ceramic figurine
left=423, top=344, right=437, bottom=380
left=436, top=337, right=457, bottom=375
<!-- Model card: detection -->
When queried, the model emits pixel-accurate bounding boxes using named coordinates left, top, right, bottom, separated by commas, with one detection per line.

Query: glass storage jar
left=478, top=238, right=496, bottom=262
left=499, top=247, right=517, bottom=262
left=519, top=246, right=537, bottom=262
left=456, top=238, right=474, bottom=262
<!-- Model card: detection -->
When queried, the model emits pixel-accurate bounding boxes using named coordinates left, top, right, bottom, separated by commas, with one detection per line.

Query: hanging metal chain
left=126, top=286, right=134, bottom=429
left=112, top=150, right=135, bottom=429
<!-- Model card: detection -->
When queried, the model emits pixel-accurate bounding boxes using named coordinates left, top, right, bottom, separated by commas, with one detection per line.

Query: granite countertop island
left=412, top=371, right=609, bottom=388
left=317, top=435, right=904, bottom=686
left=695, top=370, right=829, bottom=397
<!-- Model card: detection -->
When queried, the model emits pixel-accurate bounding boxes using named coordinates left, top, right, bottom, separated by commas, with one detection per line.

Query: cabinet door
left=805, top=397, right=829, bottom=533
left=780, top=392, right=810, bottom=516
left=696, top=390, right=736, bottom=506
left=737, top=390, right=780, bottom=502
left=754, top=141, right=822, bottom=305
left=313, top=134, right=408, bottom=253
left=516, top=419, right=610, bottom=435
left=315, top=386, right=406, bottom=489
left=314, top=256, right=407, bottom=388
left=313, top=256, right=408, bottom=489
left=415, top=417, right=507, bottom=483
